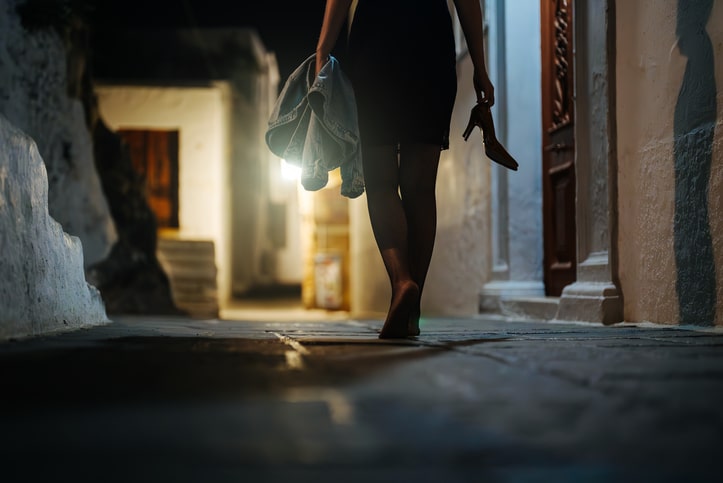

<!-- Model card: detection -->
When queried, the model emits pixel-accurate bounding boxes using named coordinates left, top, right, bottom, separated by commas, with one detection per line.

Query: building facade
left=93, top=29, right=293, bottom=315
left=94, top=2, right=723, bottom=326
left=472, top=0, right=722, bottom=326
left=348, top=0, right=722, bottom=326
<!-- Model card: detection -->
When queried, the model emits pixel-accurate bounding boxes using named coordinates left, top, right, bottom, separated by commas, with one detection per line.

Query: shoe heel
left=462, top=115, right=475, bottom=141
left=465, top=102, right=520, bottom=171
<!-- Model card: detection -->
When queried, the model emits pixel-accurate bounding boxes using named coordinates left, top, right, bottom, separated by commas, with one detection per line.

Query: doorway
left=118, top=128, right=180, bottom=230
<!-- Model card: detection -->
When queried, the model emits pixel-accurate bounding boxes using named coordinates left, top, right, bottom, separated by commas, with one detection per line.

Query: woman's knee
left=399, top=146, right=440, bottom=200
left=362, top=144, right=400, bottom=193
left=400, top=174, right=434, bottom=198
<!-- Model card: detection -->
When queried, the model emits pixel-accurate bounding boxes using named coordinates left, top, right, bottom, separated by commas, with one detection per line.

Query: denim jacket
left=266, top=54, right=364, bottom=198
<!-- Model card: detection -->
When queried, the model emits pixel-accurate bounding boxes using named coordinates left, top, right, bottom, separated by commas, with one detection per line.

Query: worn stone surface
left=0, top=0, right=116, bottom=266
left=1, top=314, right=720, bottom=481
left=0, top=114, right=108, bottom=339
left=0, top=0, right=179, bottom=315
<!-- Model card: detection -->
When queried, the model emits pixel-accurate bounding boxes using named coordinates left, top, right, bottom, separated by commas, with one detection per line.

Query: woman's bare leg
left=399, top=143, right=442, bottom=335
left=363, top=144, right=419, bottom=339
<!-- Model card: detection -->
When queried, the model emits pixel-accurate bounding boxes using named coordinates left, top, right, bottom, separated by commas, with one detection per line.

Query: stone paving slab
left=2, top=315, right=722, bottom=482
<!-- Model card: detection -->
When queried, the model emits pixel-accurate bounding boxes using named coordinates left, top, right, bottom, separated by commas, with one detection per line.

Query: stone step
left=160, top=264, right=217, bottom=282
left=170, top=280, right=218, bottom=294
left=500, top=296, right=560, bottom=321
left=156, top=238, right=219, bottom=318
left=157, top=241, right=216, bottom=263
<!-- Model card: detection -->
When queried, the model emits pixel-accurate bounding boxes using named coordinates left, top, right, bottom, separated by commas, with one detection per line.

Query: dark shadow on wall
left=673, top=0, right=717, bottom=326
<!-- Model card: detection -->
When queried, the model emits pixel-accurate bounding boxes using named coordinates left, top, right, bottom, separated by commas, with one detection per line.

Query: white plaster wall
left=268, top=159, right=304, bottom=284
left=96, top=84, right=233, bottom=306
left=0, top=114, right=108, bottom=339
left=425, top=54, right=491, bottom=316
left=350, top=194, right=388, bottom=318
left=0, top=0, right=117, bottom=267
left=617, top=0, right=723, bottom=325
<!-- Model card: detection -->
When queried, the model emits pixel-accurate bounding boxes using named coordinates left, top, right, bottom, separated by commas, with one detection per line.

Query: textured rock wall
left=0, top=0, right=116, bottom=267
left=0, top=0, right=179, bottom=315
left=0, top=114, right=108, bottom=339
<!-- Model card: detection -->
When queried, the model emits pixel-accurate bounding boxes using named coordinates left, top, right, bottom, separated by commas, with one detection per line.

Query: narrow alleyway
left=2, top=315, right=721, bottom=482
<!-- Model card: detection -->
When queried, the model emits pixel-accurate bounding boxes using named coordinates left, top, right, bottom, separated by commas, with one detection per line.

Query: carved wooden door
left=119, top=129, right=180, bottom=229
left=541, top=0, right=576, bottom=296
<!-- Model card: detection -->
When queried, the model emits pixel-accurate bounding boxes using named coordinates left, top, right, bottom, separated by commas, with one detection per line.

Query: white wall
left=268, top=159, right=304, bottom=285
left=425, top=53, right=492, bottom=316
left=617, top=0, right=723, bottom=325
left=0, top=0, right=116, bottom=267
left=96, top=83, right=233, bottom=306
left=350, top=194, right=388, bottom=318
left=0, top=114, right=108, bottom=339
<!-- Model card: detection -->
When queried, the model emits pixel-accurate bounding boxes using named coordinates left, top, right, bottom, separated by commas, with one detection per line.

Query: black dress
left=346, top=0, right=458, bottom=150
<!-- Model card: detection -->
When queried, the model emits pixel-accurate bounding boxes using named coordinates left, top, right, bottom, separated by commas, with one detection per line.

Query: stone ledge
left=555, top=281, right=624, bottom=326
left=500, top=296, right=560, bottom=321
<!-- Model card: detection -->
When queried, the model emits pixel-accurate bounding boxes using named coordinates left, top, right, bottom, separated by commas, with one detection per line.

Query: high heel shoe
left=463, top=102, right=519, bottom=171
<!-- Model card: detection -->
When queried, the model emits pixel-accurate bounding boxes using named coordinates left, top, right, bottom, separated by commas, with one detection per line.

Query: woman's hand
left=315, top=52, right=330, bottom=76
left=474, top=70, right=495, bottom=106
left=453, top=0, right=494, bottom=105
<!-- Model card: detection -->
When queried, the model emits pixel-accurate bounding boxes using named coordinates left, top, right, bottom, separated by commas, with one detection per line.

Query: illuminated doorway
left=118, top=129, right=180, bottom=230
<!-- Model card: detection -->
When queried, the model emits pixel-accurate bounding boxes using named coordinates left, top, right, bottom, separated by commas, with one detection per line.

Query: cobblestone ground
left=2, top=315, right=722, bottom=482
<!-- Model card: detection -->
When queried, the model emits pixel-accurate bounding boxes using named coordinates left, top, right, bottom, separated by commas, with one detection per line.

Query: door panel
left=541, top=0, right=576, bottom=296
left=119, top=129, right=180, bottom=229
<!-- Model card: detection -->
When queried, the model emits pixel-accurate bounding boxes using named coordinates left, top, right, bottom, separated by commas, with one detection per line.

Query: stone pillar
left=555, top=0, right=623, bottom=325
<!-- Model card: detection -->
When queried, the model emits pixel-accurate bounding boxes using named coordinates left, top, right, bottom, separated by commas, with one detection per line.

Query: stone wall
left=617, top=0, right=723, bottom=325
left=0, top=0, right=181, bottom=316
left=0, top=0, right=179, bottom=326
left=0, top=114, right=108, bottom=339
left=0, top=0, right=117, bottom=267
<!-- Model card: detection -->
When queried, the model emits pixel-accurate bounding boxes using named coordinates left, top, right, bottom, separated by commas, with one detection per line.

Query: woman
left=315, top=0, right=495, bottom=338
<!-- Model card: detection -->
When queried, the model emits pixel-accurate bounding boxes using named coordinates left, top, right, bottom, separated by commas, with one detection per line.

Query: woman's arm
left=316, top=0, right=353, bottom=75
left=452, top=0, right=495, bottom=105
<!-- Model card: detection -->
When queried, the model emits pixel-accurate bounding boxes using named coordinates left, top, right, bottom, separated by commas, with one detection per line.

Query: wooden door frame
left=541, top=0, right=577, bottom=296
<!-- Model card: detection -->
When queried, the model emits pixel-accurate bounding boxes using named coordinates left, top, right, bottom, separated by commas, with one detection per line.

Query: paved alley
left=2, top=315, right=722, bottom=482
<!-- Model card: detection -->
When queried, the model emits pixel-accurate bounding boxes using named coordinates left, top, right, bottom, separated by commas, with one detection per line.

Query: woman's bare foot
left=379, top=281, right=420, bottom=339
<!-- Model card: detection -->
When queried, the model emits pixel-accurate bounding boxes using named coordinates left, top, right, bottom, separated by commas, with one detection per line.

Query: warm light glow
left=280, top=159, right=301, bottom=181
